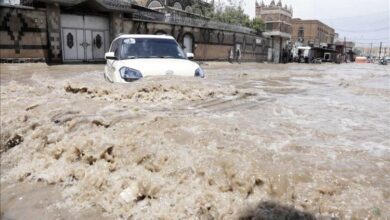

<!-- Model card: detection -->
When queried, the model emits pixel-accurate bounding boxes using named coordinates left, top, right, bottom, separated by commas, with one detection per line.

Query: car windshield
left=120, top=38, right=186, bottom=60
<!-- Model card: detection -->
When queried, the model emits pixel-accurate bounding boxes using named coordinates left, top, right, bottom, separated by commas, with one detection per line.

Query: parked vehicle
left=379, top=57, right=388, bottom=65
left=311, top=58, right=322, bottom=64
left=355, top=56, right=368, bottom=63
left=104, top=35, right=205, bottom=83
left=292, top=46, right=312, bottom=63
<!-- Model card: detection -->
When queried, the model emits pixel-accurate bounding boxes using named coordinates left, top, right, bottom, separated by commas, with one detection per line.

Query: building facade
left=0, top=0, right=269, bottom=63
left=290, top=18, right=336, bottom=62
left=335, top=40, right=356, bottom=62
left=255, top=0, right=292, bottom=63
left=291, top=18, right=335, bottom=48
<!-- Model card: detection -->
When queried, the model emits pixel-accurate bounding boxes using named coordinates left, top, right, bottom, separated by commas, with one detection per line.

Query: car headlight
left=195, top=68, right=205, bottom=78
left=119, top=67, right=143, bottom=82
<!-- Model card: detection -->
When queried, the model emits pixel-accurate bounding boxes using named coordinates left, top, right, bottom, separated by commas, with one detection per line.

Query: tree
left=190, top=0, right=265, bottom=32
left=248, top=17, right=265, bottom=34
left=210, top=0, right=264, bottom=32
left=213, top=6, right=250, bottom=24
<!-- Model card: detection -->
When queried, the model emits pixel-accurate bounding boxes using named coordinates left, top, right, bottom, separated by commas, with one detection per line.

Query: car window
left=110, top=39, right=121, bottom=57
left=119, top=38, right=186, bottom=59
left=109, top=40, right=117, bottom=52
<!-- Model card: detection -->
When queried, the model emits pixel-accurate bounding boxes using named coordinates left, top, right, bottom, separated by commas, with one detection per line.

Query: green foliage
left=212, top=8, right=265, bottom=33
left=248, top=18, right=265, bottom=33
left=212, top=6, right=250, bottom=25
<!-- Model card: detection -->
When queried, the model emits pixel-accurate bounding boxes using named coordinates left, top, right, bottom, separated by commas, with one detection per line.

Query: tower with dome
left=256, top=0, right=293, bottom=63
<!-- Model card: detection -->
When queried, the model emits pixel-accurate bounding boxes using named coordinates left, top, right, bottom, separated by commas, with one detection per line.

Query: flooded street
left=1, top=62, right=389, bottom=219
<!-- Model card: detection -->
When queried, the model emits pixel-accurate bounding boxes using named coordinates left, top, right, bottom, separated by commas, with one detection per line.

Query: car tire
left=103, top=72, right=113, bottom=83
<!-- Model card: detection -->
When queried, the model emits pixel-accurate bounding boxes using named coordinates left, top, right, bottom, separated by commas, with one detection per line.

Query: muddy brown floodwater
left=1, top=62, right=389, bottom=219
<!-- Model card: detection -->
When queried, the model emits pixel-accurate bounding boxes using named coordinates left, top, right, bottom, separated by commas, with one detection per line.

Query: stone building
left=0, top=0, right=268, bottom=63
left=255, top=0, right=292, bottom=63
left=290, top=18, right=336, bottom=61
left=291, top=18, right=335, bottom=48
left=335, top=40, right=355, bottom=61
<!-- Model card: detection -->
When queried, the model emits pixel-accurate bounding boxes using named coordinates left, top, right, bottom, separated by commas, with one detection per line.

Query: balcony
left=131, top=9, right=255, bottom=34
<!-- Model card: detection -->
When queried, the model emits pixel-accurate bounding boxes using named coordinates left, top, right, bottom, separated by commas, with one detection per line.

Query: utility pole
left=344, top=37, right=347, bottom=62
left=370, top=42, right=372, bottom=58
left=344, top=37, right=346, bottom=53
left=379, top=42, right=382, bottom=58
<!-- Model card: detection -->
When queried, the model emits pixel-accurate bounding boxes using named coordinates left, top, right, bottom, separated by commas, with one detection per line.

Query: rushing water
left=1, top=63, right=389, bottom=219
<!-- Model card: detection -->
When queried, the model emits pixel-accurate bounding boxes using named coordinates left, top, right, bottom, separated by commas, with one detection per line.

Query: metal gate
left=61, top=14, right=109, bottom=62
left=183, top=34, right=193, bottom=54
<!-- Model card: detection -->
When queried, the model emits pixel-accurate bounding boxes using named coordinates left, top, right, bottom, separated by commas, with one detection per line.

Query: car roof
left=114, top=34, right=175, bottom=41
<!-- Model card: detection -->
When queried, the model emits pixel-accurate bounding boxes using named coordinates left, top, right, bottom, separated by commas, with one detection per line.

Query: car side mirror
left=187, top=52, right=194, bottom=60
left=105, top=52, right=117, bottom=60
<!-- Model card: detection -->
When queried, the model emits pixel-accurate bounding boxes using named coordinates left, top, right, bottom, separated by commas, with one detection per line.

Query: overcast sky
left=235, top=0, right=390, bottom=47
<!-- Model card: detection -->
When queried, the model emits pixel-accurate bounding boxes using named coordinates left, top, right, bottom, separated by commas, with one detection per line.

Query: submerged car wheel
left=103, top=72, right=113, bottom=83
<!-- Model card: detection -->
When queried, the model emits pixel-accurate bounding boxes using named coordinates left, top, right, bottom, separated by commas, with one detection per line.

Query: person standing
left=236, top=47, right=242, bottom=64
left=228, top=48, right=234, bottom=63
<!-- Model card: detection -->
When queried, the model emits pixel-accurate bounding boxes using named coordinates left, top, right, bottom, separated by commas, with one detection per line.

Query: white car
left=104, top=34, right=205, bottom=83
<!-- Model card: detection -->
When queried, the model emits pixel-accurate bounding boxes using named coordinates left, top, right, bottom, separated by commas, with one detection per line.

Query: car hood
left=117, top=58, right=200, bottom=77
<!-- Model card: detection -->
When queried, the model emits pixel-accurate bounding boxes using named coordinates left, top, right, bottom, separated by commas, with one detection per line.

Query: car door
left=106, top=39, right=120, bottom=80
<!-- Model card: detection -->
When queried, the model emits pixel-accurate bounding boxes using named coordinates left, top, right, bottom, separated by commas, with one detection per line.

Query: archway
left=148, top=0, right=162, bottom=9
left=194, top=8, right=203, bottom=16
left=185, top=6, right=193, bottom=13
left=155, top=30, right=167, bottom=35
left=173, top=2, right=183, bottom=10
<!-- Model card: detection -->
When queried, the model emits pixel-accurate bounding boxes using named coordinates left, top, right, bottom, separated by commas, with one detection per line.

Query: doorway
left=183, top=34, right=194, bottom=54
left=61, top=14, right=109, bottom=62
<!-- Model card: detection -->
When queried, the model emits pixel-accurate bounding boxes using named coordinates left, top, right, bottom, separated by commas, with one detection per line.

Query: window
left=119, top=38, right=186, bottom=60
left=298, top=27, right=304, bottom=42
left=298, top=27, right=304, bottom=38
left=266, top=23, right=274, bottom=31
left=110, top=39, right=121, bottom=57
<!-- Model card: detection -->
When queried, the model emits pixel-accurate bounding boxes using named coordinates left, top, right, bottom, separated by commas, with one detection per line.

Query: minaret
left=270, top=0, right=275, bottom=6
left=277, top=0, right=282, bottom=7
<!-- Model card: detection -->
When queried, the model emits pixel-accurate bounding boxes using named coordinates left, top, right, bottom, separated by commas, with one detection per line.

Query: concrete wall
left=46, top=2, right=61, bottom=62
left=0, top=6, right=48, bottom=61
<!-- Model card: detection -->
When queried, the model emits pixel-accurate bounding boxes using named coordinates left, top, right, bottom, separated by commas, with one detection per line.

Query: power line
left=335, top=27, right=390, bottom=32
left=319, top=11, right=389, bottom=20
left=354, top=42, right=390, bottom=45
left=347, top=37, right=390, bottom=41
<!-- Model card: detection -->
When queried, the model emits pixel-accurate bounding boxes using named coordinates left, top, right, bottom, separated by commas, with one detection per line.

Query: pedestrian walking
left=236, top=48, right=242, bottom=64
left=228, top=48, right=234, bottom=63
